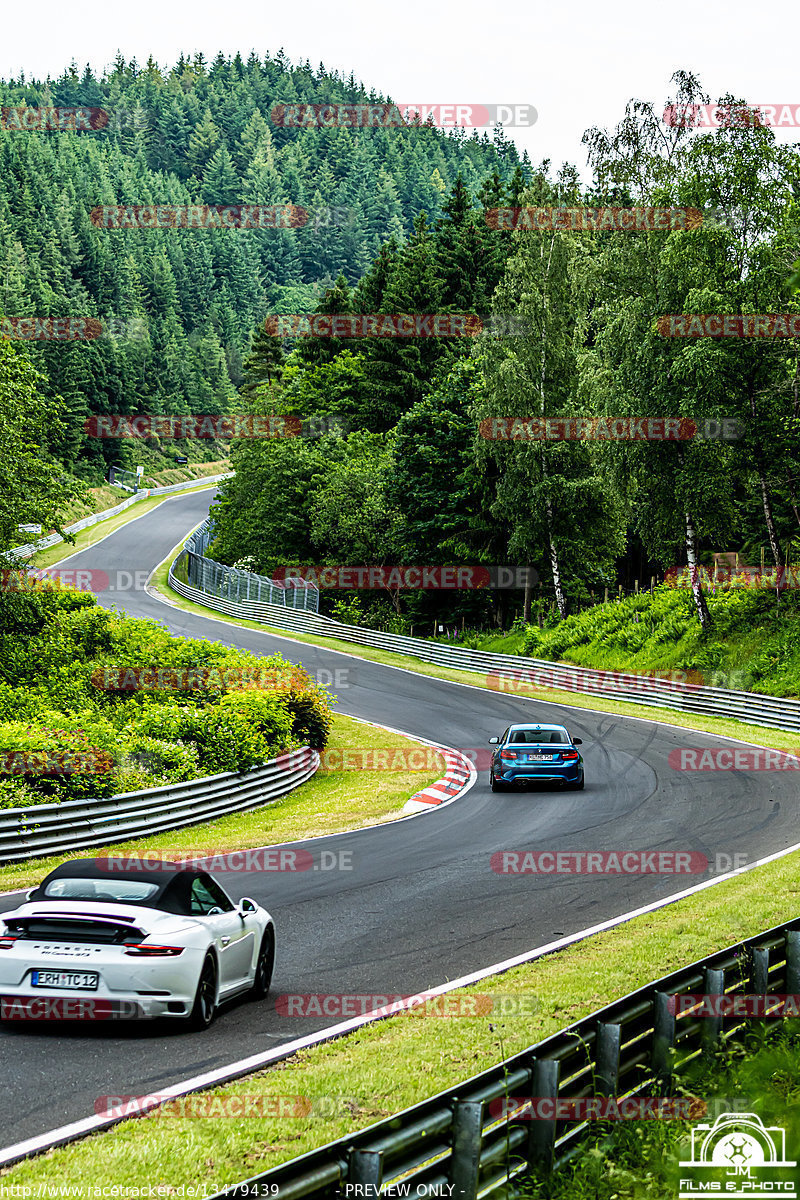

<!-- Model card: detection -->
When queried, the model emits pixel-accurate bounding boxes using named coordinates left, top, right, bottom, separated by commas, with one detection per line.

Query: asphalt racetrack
left=0, top=491, right=793, bottom=1150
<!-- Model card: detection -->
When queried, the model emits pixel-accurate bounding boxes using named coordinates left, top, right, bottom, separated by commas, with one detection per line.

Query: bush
left=186, top=699, right=295, bottom=774
left=0, top=777, right=48, bottom=810
left=121, top=735, right=201, bottom=786
left=0, top=583, right=334, bottom=803
left=0, top=720, right=121, bottom=800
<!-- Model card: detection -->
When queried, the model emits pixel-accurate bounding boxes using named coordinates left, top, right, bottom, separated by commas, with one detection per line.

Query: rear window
left=509, top=729, right=568, bottom=744
left=41, top=878, right=161, bottom=904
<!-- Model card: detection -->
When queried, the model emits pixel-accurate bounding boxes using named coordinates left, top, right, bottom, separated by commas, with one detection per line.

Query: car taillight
left=0, top=936, right=16, bottom=950
left=500, top=750, right=517, bottom=759
left=562, top=750, right=579, bottom=760
left=123, top=944, right=184, bottom=957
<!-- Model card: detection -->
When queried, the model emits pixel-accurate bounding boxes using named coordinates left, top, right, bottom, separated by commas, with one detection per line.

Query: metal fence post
left=786, top=930, right=800, bottom=993
left=450, top=1099, right=484, bottom=1200
left=526, top=1058, right=560, bottom=1173
left=596, top=1022, right=621, bottom=1095
left=751, top=946, right=769, bottom=996
left=751, top=945, right=772, bottom=1024
left=653, top=992, right=676, bottom=1082
left=348, top=1149, right=382, bottom=1192
left=702, top=968, right=725, bottom=1053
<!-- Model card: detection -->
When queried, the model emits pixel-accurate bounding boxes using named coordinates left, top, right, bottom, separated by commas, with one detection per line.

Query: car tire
left=490, top=772, right=507, bottom=793
left=250, top=927, right=275, bottom=1000
left=186, top=953, right=218, bottom=1031
left=568, top=776, right=585, bottom=791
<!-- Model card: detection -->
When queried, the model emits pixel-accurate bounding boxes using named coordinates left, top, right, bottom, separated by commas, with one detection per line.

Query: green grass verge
left=0, top=712, right=444, bottom=894
left=3, top=833, right=800, bottom=1193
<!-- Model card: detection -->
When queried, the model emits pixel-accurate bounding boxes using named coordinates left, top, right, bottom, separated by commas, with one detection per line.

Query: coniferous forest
left=2, top=60, right=800, bottom=639
left=0, top=51, right=528, bottom=483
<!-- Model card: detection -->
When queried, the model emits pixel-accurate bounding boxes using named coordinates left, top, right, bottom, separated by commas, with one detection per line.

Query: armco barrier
left=214, top=919, right=800, bottom=1199
left=12, top=473, right=232, bottom=559
left=167, top=541, right=800, bottom=735
left=0, top=748, right=317, bottom=864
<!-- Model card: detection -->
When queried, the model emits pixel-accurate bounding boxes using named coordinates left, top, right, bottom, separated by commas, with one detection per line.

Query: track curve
left=0, top=491, right=794, bottom=1150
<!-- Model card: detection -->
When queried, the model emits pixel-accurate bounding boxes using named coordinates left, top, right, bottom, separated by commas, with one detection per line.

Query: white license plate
left=528, top=755, right=555, bottom=761
left=31, top=970, right=99, bottom=990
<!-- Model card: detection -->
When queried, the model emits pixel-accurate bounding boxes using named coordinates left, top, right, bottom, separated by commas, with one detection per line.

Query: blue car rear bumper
left=496, top=764, right=583, bottom=784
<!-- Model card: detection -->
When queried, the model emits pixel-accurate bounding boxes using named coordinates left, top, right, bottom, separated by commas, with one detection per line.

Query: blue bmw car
left=489, top=723, right=584, bottom=792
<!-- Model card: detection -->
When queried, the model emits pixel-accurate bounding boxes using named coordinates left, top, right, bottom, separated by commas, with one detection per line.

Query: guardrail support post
left=450, top=1099, right=484, bottom=1199
left=786, top=930, right=800, bottom=993
left=702, top=968, right=725, bottom=1053
left=751, top=945, right=769, bottom=996
left=348, top=1149, right=383, bottom=1192
left=527, top=1058, right=560, bottom=1173
left=653, top=992, right=676, bottom=1082
left=596, top=1023, right=621, bottom=1096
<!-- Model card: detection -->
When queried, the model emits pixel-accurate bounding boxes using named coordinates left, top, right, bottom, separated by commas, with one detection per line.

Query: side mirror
left=26, top=888, right=37, bottom=901
left=572, top=738, right=582, bottom=746
left=488, top=737, right=500, bottom=745
left=238, top=897, right=258, bottom=914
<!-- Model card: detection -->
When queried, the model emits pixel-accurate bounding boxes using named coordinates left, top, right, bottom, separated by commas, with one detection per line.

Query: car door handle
left=220, top=936, right=231, bottom=946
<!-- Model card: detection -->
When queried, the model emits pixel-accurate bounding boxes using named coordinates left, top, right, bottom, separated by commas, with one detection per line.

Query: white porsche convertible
left=0, top=859, right=275, bottom=1030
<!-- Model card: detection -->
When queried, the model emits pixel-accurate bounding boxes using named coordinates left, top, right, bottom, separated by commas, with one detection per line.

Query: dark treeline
left=0, top=50, right=529, bottom=482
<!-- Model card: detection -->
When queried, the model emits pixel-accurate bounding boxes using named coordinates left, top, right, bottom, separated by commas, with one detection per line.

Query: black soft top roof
left=29, top=858, right=214, bottom=914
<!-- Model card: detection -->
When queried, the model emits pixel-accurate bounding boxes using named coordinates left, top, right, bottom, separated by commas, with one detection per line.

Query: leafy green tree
left=478, top=168, right=624, bottom=619
left=0, top=342, right=86, bottom=554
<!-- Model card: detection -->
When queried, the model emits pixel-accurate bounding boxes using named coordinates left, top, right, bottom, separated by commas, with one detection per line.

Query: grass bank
left=502, top=585, right=800, bottom=699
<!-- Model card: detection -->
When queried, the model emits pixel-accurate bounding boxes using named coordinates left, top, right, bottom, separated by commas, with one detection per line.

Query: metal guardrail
left=11, top=473, right=232, bottom=559
left=182, top=522, right=320, bottom=612
left=0, top=748, right=318, bottom=864
left=168, top=546, right=800, bottom=735
left=215, top=918, right=800, bottom=1200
